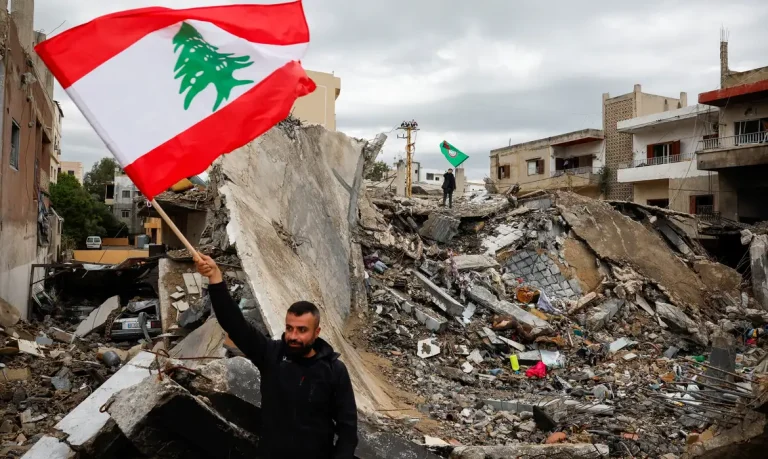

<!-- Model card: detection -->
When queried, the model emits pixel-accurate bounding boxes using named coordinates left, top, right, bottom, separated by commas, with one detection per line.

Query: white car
left=85, top=236, right=102, bottom=249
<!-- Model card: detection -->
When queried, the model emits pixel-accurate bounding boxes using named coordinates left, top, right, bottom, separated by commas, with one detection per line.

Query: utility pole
left=397, top=120, right=419, bottom=198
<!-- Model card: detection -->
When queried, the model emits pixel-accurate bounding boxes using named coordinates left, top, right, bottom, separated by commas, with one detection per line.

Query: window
left=121, top=190, right=131, bottom=199
left=690, top=195, right=714, bottom=216
left=9, top=120, right=20, bottom=170
left=735, top=118, right=768, bottom=144
left=134, top=190, right=142, bottom=197
left=647, top=199, right=669, bottom=209
left=121, top=209, right=131, bottom=218
left=646, top=141, right=680, bottom=165
left=67, top=170, right=74, bottom=176
left=426, top=173, right=435, bottom=181
left=497, top=165, right=511, bottom=180
left=526, top=159, right=544, bottom=176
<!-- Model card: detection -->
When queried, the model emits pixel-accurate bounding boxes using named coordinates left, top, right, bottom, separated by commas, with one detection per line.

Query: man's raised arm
left=196, top=254, right=273, bottom=369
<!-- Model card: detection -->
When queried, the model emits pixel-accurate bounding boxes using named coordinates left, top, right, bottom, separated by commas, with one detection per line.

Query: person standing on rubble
left=442, top=168, right=456, bottom=208
left=195, top=254, right=358, bottom=459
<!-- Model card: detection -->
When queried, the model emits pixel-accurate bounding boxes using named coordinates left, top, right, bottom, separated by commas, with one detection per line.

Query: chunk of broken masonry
left=107, top=376, right=260, bottom=458
left=413, top=271, right=466, bottom=316
left=451, top=254, right=499, bottom=271
left=468, top=285, right=551, bottom=335
left=419, top=213, right=460, bottom=243
left=586, top=298, right=623, bottom=331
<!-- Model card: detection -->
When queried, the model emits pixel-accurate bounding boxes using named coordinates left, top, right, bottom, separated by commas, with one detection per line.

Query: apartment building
left=291, top=69, right=341, bottom=131
left=490, top=128, right=605, bottom=198
left=616, top=105, right=719, bottom=214
left=695, top=38, right=768, bottom=223
left=105, top=169, right=143, bottom=234
left=59, top=160, right=83, bottom=184
left=0, top=1, right=60, bottom=319
left=603, top=85, right=688, bottom=200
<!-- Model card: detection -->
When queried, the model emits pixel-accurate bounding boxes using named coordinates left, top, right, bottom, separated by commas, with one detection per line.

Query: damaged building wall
left=213, top=123, right=398, bottom=413
left=0, top=8, right=55, bottom=319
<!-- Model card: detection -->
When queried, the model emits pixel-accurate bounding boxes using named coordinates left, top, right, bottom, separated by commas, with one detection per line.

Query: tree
left=83, top=157, right=119, bottom=201
left=50, top=173, right=123, bottom=248
left=173, top=22, right=254, bottom=112
left=365, top=161, right=390, bottom=182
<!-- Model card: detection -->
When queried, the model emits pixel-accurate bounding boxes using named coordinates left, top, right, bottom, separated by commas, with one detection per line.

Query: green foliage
left=598, top=166, right=610, bottom=197
left=50, top=173, right=123, bottom=248
left=83, top=157, right=119, bottom=200
left=173, top=22, right=254, bottom=111
left=365, top=161, right=391, bottom=182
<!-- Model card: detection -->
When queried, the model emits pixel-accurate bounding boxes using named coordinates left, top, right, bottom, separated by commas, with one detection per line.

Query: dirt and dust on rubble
left=2, top=117, right=768, bottom=459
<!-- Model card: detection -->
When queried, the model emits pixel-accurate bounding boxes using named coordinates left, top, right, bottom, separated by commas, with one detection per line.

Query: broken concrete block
left=419, top=213, right=460, bottom=243
left=0, top=296, right=21, bottom=328
left=449, top=443, right=610, bottom=458
left=49, top=328, right=74, bottom=344
left=468, top=285, right=551, bottom=334
left=356, top=421, right=444, bottom=459
left=107, top=376, right=259, bottom=458
left=53, top=352, right=155, bottom=452
left=750, top=235, right=768, bottom=310
left=586, top=299, right=623, bottom=331
left=170, top=291, right=186, bottom=301
left=169, top=317, right=227, bottom=368
left=451, top=254, right=499, bottom=271
left=172, top=300, right=190, bottom=312
left=20, top=435, right=74, bottom=459
left=417, top=338, right=441, bottom=359
left=413, top=271, right=465, bottom=316
left=467, top=285, right=498, bottom=310
left=74, top=296, right=120, bottom=337
left=413, top=305, right=448, bottom=332
left=1, top=367, right=31, bottom=382
left=182, top=273, right=203, bottom=295
left=655, top=302, right=697, bottom=332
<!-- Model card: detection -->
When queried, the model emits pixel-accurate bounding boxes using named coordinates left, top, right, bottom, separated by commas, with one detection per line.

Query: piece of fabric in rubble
left=525, top=361, right=547, bottom=379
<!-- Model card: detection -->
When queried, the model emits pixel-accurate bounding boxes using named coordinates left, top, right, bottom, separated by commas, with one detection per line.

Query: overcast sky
left=33, top=0, right=768, bottom=180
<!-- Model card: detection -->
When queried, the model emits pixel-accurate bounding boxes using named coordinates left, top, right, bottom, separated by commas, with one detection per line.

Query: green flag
left=440, top=140, right=469, bottom=168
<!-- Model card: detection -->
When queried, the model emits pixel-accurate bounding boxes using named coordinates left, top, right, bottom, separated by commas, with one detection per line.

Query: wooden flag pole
left=150, top=199, right=199, bottom=259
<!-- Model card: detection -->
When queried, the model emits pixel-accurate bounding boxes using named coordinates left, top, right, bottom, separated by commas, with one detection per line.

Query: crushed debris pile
left=5, top=120, right=768, bottom=458
left=352, top=188, right=768, bottom=457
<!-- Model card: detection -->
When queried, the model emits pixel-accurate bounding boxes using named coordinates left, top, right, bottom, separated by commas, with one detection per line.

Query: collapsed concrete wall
left=212, top=122, right=397, bottom=413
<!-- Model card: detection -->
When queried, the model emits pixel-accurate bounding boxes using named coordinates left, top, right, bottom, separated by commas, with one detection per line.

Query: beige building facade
left=616, top=105, right=719, bottom=214
left=490, top=129, right=605, bottom=198
left=291, top=70, right=341, bottom=131
left=59, top=160, right=84, bottom=184
left=603, top=85, right=688, bottom=201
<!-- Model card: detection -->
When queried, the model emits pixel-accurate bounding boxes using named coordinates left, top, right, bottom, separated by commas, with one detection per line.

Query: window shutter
left=498, top=167, right=502, bottom=180
left=647, top=144, right=654, bottom=160
left=555, top=158, right=564, bottom=170
left=537, top=159, right=544, bottom=174
left=689, top=196, right=696, bottom=214
left=671, top=140, right=681, bottom=156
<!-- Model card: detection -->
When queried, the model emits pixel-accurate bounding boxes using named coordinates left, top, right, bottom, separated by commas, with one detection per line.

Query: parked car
left=86, top=236, right=102, bottom=249
left=109, top=299, right=163, bottom=341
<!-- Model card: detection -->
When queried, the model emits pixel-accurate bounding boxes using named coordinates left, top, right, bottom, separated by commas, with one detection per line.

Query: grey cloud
left=29, top=0, right=768, bottom=181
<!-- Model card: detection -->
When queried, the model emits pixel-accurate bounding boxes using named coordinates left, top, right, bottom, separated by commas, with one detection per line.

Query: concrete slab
left=54, top=352, right=155, bottom=447
left=74, top=296, right=120, bottom=337
left=168, top=317, right=227, bottom=368
left=215, top=123, right=396, bottom=414
left=413, top=271, right=466, bottom=316
left=450, top=443, right=609, bottom=458
left=452, top=254, right=499, bottom=271
left=20, top=436, right=74, bottom=459
left=419, top=213, right=460, bottom=243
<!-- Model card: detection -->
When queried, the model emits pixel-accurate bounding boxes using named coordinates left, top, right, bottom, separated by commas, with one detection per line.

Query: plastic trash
left=373, top=261, right=388, bottom=273
left=536, top=290, right=557, bottom=314
left=509, top=355, right=520, bottom=371
left=525, top=361, right=547, bottom=378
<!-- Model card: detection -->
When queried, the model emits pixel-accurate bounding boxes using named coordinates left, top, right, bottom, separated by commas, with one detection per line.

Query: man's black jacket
left=442, top=172, right=456, bottom=192
left=208, top=282, right=358, bottom=458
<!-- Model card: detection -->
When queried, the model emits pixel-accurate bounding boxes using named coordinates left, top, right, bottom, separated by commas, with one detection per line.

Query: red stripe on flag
left=35, top=1, right=310, bottom=89
left=124, top=61, right=316, bottom=199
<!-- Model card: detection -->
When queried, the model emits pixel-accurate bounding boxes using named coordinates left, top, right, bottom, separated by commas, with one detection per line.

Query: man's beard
left=284, top=339, right=314, bottom=358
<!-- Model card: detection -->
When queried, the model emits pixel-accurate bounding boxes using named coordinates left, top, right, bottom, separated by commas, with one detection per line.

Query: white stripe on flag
left=67, top=20, right=308, bottom=167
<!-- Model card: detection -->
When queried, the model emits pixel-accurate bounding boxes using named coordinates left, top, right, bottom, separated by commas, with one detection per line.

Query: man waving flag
left=35, top=2, right=315, bottom=199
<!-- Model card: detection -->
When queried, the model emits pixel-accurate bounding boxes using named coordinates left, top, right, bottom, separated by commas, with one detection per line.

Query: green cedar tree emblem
left=172, top=22, right=254, bottom=112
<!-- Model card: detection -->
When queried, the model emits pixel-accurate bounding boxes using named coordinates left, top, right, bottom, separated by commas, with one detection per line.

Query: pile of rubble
left=4, top=119, right=768, bottom=458
left=354, top=188, right=768, bottom=457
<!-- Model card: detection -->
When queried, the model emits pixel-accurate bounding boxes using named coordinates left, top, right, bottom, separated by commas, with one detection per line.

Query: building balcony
left=550, top=166, right=603, bottom=178
left=616, top=152, right=708, bottom=184
left=696, top=133, right=768, bottom=170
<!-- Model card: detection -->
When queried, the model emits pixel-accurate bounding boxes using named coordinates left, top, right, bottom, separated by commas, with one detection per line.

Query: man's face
left=284, top=312, right=320, bottom=356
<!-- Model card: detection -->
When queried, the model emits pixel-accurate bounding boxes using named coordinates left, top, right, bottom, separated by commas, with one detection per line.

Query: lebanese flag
left=35, top=2, right=315, bottom=198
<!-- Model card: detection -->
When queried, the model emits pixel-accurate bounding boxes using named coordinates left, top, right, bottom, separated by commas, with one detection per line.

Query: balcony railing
left=621, top=152, right=693, bottom=169
left=698, top=132, right=768, bottom=151
left=696, top=205, right=715, bottom=216
left=550, top=166, right=603, bottom=178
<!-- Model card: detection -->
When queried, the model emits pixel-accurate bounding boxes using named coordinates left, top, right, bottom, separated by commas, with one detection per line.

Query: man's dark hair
left=288, top=301, right=321, bottom=325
